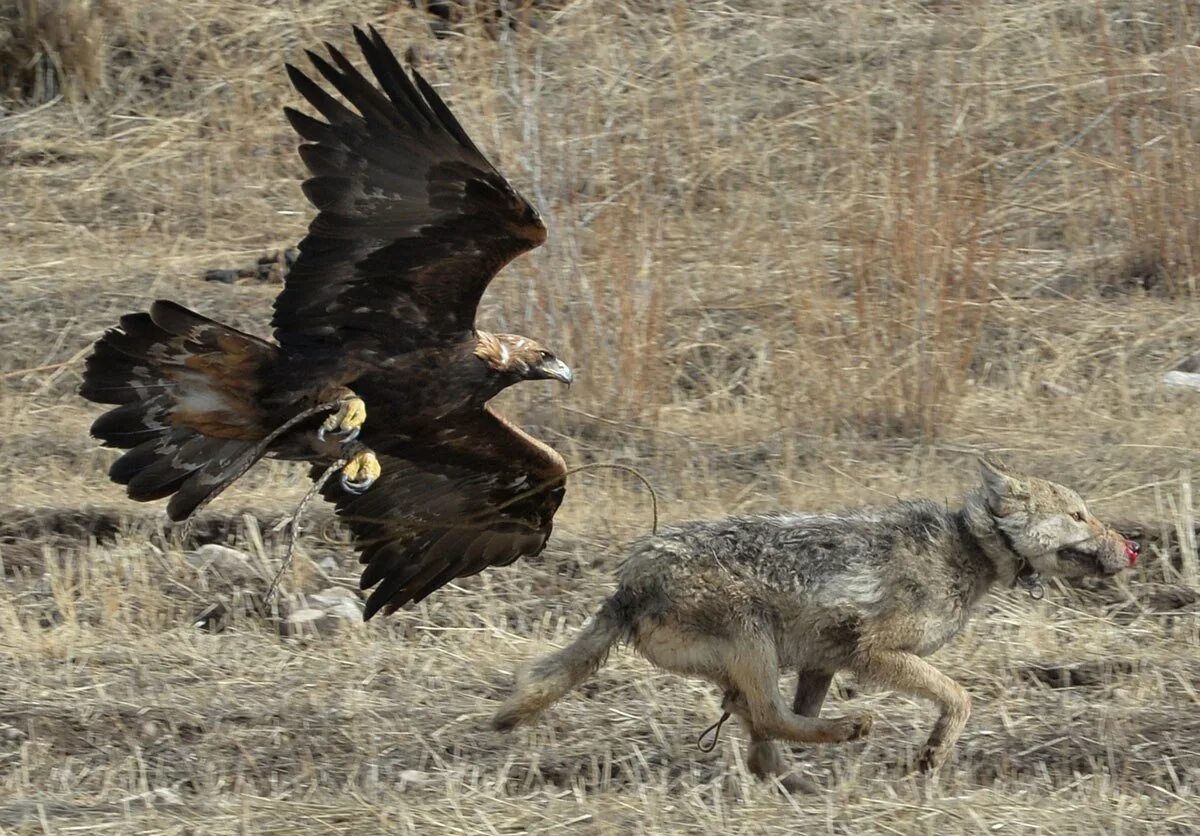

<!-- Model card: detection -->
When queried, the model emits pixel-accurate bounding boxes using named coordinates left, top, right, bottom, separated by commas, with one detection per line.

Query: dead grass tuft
left=819, top=74, right=995, bottom=439
left=2, top=0, right=1200, bottom=831
left=1092, top=3, right=1200, bottom=297
left=0, top=0, right=106, bottom=103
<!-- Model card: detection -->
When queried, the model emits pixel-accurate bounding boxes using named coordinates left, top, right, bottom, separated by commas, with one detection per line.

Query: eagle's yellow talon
left=340, top=449, right=381, bottom=494
left=319, top=396, right=367, bottom=442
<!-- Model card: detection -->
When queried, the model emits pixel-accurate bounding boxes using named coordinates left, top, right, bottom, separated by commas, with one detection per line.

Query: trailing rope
left=697, top=709, right=732, bottom=753
left=265, top=456, right=347, bottom=603
left=560, top=462, right=659, bottom=536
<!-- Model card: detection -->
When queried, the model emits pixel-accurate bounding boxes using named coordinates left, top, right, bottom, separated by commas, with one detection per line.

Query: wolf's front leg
left=853, top=650, right=972, bottom=773
left=792, top=670, right=834, bottom=716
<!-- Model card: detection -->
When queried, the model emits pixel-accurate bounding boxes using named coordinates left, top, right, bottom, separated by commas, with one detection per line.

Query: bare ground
left=2, top=1, right=1200, bottom=832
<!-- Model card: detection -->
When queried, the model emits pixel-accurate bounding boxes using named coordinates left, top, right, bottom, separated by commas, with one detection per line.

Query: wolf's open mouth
left=1057, top=547, right=1102, bottom=570
left=1058, top=546, right=1121, bottom=575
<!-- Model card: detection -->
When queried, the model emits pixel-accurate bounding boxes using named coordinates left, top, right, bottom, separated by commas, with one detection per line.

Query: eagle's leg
left=318, top=388, right=367, bottom=443
left=339, top=445, right=381, bottom=494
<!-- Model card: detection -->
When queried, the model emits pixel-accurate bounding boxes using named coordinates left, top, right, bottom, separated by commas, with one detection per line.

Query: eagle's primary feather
left=80, top=26, right=570, bottom=616
left=273, top=26, right=547, bottom=358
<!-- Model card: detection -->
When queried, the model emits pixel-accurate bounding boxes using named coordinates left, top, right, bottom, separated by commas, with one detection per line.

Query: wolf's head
left=976, top=457, right=1139, bottom=580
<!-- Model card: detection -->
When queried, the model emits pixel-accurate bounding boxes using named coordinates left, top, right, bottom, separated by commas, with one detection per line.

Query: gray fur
left=494, top=459, right=1137, bottom=789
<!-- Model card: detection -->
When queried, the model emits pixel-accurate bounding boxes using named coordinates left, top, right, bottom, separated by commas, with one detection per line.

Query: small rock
left=280, top=588, right=363, bottom=636
left=192, top=601, right=228, bottom=632
left=310, top=586, right=365, bottom=622
left=203, top=268, right=238, bottom=284
left=1177, top=354, right=1200, bottom=373
left=285, top=607, right=326, bottom=625
left=325, top=599, right=365, bottom=621
left=1039, top=380, right=1075, bottom=398
left=123, top=787, right=183, bottom=807
left=1162, top=370, right=1200, bottom=392
left=254, top=248, right=299, bottom=282
left=399, top=769, right=429, bottom=786
left=187, top=544, right=261, bottom=582
left=308, top=586, right=360, bottom=607
left=281, top=607, right=327, bottom=636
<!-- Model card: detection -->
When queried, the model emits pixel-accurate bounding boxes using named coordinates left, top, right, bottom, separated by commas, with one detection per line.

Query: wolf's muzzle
left=1124, top=539, right=1140, bottom=566
left=1060, top=533, right=1139, bottom=576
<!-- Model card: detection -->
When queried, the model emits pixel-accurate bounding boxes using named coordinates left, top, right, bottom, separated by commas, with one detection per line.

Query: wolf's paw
left=840, top=711, right=873, bottom=741
left=491, top=703, right=532, bottom=732
left=746, top=741, right=822, bottom=793
left=319, top=395, right=367, bottom=443
left=916, top=744, right=949, bottom=773
left=340, top=449, right=381, bottom=494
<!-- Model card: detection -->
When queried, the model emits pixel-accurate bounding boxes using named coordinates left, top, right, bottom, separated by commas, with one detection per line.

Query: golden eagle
left=79, top=27, right=572, bottom=618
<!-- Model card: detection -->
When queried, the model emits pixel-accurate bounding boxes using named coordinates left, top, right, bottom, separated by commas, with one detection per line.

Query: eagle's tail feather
left=80, top=301, right=281, bottom=521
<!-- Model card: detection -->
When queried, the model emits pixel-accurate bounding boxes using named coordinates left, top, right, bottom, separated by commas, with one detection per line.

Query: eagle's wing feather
left=322, top=407, right=567, bottom=618
left=273, top=26, right=547, bottom=358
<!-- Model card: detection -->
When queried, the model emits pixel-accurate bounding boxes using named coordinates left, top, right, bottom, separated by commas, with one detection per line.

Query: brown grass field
left=2, top=0, right=1200, bottom=832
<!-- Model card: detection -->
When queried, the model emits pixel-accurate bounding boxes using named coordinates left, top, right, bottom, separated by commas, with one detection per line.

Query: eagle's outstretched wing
left=273, top=26, right=547, bottom=357
left=322, top=408, right=567, bottom=618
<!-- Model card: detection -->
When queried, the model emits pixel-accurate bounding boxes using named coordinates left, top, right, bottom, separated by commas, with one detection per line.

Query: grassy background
left=2, top=0, right=1199, bottom=832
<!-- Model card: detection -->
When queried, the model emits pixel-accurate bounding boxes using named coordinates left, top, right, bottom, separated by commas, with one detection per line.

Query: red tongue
left=1124, top=541, right=1139, bottom=566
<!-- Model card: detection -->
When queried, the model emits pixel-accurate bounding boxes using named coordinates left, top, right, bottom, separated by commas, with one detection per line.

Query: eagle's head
left=475, top=332, right=573, bottom=388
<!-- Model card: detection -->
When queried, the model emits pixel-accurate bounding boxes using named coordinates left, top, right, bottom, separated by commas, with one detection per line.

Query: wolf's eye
left=1070, top=511, right=1086, bottom=522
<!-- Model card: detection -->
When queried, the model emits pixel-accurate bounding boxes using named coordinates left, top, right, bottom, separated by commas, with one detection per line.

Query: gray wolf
left=78, top=27, right=572, bottom=617
left=493, top=459, right=1138, bottom=789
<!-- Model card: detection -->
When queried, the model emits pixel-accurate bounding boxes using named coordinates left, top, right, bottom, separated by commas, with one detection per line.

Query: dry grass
left=2, top=0, right=1200, bottom=832
left=0, top=1, right=105, bottom=103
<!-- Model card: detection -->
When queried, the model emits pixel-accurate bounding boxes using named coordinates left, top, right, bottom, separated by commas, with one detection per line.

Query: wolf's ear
left=979, top=457, right=1029, bottom=515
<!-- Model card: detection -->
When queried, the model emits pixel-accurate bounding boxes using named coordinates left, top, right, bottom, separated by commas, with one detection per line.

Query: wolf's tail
left=80, top=300, right=281, bottom=521
left=492, top=592, right=634, bottom=731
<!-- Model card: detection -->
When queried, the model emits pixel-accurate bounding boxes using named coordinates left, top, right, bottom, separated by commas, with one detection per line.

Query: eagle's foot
left=318, top=395, right=367, bottom=443
left=340, top=449, right=381, bottom=494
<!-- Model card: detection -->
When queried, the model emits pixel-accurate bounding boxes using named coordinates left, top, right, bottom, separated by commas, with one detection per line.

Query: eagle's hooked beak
left=532, top=357, right=574, bottom=387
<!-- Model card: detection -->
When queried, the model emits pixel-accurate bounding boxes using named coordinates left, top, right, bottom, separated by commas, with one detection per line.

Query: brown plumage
left=79, top=26, right=573, bottom=618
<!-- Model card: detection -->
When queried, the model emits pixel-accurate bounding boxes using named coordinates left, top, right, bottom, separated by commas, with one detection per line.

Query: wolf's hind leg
left=739, top=671, right=834, bottom=792
left=852, top=650, right=971, bottom=773
left=725, top=642, right=871, bottom=746
left=792, top=671, right=833, bottom=716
